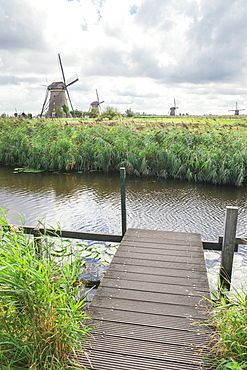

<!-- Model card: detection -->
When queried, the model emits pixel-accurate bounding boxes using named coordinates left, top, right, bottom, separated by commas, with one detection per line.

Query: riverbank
left=0, top=116, right=246, bottom=185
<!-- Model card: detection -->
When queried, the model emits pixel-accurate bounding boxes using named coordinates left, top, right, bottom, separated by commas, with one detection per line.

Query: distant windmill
left=90, top=89, right=104, bottom=112
left=40, top=54, right=78, bottom=117
left=169, top=99, right=178, bottom=116
left=228, top=102, right=245, bottom=115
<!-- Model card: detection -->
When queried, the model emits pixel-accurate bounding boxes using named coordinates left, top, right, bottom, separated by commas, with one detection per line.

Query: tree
left=55, top=107, right=63, bottom=117
left=73, top=109, right=83, bottom=118
left=62, top=104, right=70, bottom=118
left=100, top=106, right=122, bottom=120
left=125, top=108, right=135, bottom=117
left=87, top=107, right=99, bottom=118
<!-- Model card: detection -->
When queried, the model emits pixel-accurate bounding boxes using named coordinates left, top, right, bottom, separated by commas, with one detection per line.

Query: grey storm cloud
left=0, top=75, right=21, bottom=85
left=172, top=0, right=247, bottom=83
left=129, top=0, right=247, bottom=85
left=0, top=0, right=46, bottom=51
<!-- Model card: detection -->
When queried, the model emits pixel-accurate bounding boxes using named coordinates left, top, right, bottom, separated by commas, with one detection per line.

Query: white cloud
left=0, top=0, right=247, bottom=116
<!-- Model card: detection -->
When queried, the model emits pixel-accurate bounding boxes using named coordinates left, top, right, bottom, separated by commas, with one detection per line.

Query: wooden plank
left=105, top=269, right=210, bottom=288
left=78, top=351, right=207, bottom=370
left=100, top=276, right=210, bottom=295
left=83, top=335, right=208, bottom=364
left=87, top=307, right=207, bottom=331
left=90, top=296, right=209, bottom=319
left=108, top=262, right=210, bottom=280
left=116, top=244, right=206, bottom=258
left=94, top=285, right=208, bottom=307
left=90, top=321, right=210, bottom=346
left=124, top=228, right=202, bottom=245
left=84, top=228, right=214, bottom=370
left=116, top=249, right=205, bottom=267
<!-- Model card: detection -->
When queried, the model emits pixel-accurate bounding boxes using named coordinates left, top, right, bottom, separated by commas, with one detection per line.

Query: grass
left=0, top=116, right=246, bottom=185
left=209, top=288, right=247, bottom=369
left=0, top=210, right=92, bottom=370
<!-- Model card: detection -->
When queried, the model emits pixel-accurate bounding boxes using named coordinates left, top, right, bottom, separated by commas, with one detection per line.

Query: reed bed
left=0, top=116, right=246, bottom=185
left=0, top=210, right=91, bottom=370
left=209, top=289, right=247, bottom=369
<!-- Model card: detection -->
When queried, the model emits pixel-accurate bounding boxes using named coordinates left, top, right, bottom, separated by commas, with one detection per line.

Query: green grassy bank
left=0, top=116, right=246, bottom=186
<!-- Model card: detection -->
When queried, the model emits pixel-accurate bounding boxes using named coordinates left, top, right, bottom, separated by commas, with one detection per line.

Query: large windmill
left=90, top=89, right=104, bottom=112
left=40, top=54, right=78, bottom=118
left=228, top=102, right=245, bottom=115
left=169, top=98, right=178, bottom=116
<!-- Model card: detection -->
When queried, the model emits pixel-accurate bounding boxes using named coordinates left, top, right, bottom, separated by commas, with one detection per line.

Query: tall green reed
left=0, top=117, right=246, bottom=185
left=0, top=211, right=91, bottom=370
left=209, top=288, right=247, bottom=369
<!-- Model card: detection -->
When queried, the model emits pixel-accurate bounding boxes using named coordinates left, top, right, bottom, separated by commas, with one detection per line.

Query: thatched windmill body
left=228, top=102, right=245, bottom=115
left=169, top=98, right=178, bottom=116
left=41, top=54, right=78, bottom=117
left=90, top=89, right=104, bottom=112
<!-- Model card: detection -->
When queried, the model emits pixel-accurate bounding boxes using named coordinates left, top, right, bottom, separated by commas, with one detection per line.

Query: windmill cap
left=48, top=82, right=66, bottom=90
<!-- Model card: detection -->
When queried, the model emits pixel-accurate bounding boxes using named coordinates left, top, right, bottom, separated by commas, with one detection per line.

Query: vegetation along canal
left=1, top=165, right=247, bottom=290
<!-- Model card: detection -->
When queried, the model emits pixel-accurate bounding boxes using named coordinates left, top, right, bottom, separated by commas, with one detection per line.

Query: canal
left=0, top=165, right=247, bottom=290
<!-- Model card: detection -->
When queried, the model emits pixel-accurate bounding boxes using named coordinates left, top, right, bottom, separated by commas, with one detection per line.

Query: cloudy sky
left=0, top=0, right=247, bottom=116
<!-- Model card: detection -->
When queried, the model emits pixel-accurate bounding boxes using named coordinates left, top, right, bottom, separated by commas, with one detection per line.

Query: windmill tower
left=228, top=102, right=245, bottom=115
left=40, top=54, right=78, bottom=118
left=169, top=98, right=178, bottom=116
left=90, top=89, right=104, bottom=112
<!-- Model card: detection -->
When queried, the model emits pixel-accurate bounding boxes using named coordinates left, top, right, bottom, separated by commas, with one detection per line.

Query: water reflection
left=1, top=165, right=247, bottom=290
left=0, top=165, right=246, bottom=241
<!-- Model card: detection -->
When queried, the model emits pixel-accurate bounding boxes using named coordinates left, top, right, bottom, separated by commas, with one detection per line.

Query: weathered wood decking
left=80, top=228, right=214, bottom=369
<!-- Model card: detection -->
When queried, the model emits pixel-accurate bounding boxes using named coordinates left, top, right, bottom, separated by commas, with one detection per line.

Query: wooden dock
left=80, top=228, right=214, bottom=369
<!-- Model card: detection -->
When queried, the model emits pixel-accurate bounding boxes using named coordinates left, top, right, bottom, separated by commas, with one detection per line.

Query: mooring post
left=219, top=206, right=238, bottom=291
left=33, top=227, right=42, bottom=256
left=120, top=167, right=127, bottom=236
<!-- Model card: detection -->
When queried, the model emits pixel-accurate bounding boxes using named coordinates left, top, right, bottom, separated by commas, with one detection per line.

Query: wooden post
left=219, top=206, right=238, bottom=291
left=120, top=167, right=127, bottom=236
left=33, top=227, right=42, bottom=256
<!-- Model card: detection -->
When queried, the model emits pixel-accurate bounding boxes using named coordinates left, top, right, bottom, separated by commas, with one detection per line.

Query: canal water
left=0, top=165, right=247, bottom=291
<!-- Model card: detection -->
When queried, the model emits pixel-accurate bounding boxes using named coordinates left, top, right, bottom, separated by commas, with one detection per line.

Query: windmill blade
left=40, top=89, right=49, bottom=117
left=66, top=88, right=74, bottom=112
left=66, top=74, right=79, bottom=87
left=96, top=89, right=99, bottom=102
left=58, top=53, right=66, bottom=85
left=99, top=100, right=104, bottom=104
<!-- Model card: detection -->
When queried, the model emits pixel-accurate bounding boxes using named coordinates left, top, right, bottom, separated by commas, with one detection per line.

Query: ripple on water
left=1, top=167, right=247, bottom=290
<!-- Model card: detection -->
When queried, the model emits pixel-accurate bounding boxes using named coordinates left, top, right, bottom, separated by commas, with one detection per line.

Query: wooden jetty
left=80, top=228, right=214, bottom=369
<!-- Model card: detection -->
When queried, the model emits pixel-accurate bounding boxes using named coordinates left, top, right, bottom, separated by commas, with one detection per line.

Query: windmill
left=169, top=98, right=178, bottom=116
left=90, top=89, right=104, bottom=112
left=40, top=54, right=78, bottom=118
left=228, top=102, right=245, bottom=115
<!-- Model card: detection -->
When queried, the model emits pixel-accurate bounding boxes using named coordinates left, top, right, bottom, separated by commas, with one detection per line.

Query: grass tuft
left=0, top=210, right=91, bottom=370
left=209, top=288, right=247, bottom=369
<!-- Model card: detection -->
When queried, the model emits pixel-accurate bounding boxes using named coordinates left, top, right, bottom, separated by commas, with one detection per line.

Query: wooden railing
left=22, top=226, right=122, bottom=243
